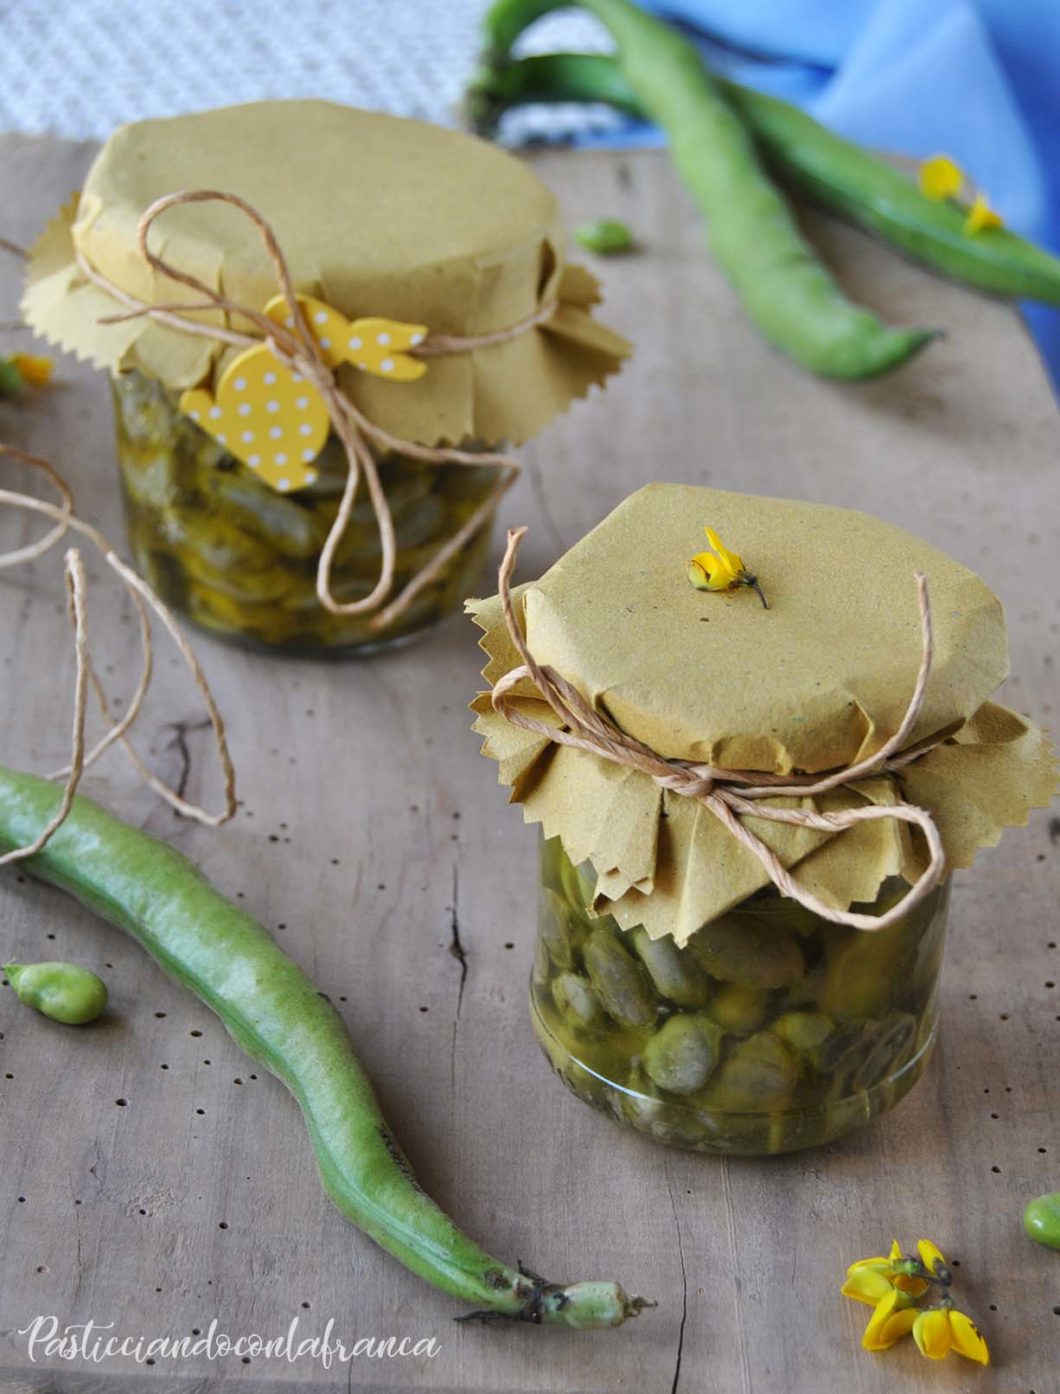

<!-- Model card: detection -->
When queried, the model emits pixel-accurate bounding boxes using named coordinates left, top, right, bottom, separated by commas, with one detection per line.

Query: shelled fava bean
left=530, top=837, right=948, bottom=1154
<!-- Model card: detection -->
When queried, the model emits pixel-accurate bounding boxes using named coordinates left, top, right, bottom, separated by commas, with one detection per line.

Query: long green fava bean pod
left=0, top=767, right=649, bottom=1328
left=472, top=51, right=1060, bottom=305
left=481, top=0, right=936, bottom=378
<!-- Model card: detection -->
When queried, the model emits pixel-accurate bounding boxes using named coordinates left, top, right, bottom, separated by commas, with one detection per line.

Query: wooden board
left=1, top=136, right=1058, bottom=1394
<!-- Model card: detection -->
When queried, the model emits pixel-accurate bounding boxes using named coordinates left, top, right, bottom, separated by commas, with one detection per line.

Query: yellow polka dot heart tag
left=179, top=294, right=428, bottom=493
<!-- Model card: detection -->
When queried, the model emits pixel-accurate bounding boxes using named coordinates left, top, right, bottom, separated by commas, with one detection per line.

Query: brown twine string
left=490, top=527, right=948, bottom=934
left=0, top=442, right=237, bottom=862
left=73, top=190, right=560, bottom=631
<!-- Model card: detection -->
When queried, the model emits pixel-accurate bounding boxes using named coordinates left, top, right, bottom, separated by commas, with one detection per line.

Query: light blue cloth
left=599, top=0, right=1060, bottom=389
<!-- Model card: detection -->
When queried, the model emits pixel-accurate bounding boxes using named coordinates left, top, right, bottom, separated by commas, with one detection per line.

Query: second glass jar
left=531, top=836, right=950, bottom=1155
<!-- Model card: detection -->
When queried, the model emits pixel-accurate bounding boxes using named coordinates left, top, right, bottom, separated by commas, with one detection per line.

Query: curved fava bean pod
left=480, top=0, right=936, bottom=379
left=469, top=51, right=1060, bottom=306
left=0, top=766, right=650, bottom=1328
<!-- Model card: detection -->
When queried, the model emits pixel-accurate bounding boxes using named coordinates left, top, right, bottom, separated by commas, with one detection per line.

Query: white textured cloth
left=0, top=0, right=621, bottom=144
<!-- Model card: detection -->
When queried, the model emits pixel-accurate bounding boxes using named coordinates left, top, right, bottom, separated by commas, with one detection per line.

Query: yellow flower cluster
left=843, top=1238, right=989, bottom=1364
left=918, top=155, right=1004, bottom=236
left=687, top=527, right=767, bottom=608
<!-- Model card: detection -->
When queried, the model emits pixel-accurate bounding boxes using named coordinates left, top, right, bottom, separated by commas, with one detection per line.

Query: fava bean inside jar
left=470, top=484, right=1055, bottom=1155
left=23, top=101, right=628, bottom=653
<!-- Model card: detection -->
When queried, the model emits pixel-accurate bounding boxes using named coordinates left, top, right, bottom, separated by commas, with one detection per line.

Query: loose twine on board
left=74, top=189, right=559, bottom=633
left=491, top=527, right=948, bottom=934
left=0, top=442, right=236, bottom=865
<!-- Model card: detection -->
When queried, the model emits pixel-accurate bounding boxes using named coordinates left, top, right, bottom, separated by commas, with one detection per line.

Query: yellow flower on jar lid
left=687, top=527, right=767, bottom=608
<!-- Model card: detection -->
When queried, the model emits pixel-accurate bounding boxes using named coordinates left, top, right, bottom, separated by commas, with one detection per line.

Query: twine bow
left=0, top=443, right=236, bottom=864
left=76, top=190, right=557, bottom=632
left=491, top=528, right=947, bottom=933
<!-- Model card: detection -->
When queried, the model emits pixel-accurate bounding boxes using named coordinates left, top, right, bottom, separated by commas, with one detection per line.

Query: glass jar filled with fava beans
left=472, top=483, right=1054, bottom=1155
left=23, top=101, right=628, bottom=654
left=112, top=370, right=498, bottom=652
left=532, top=836, right=950, bottom=1156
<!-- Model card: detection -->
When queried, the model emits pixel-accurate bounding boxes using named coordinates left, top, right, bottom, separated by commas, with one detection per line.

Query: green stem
left=0, top=767, right=650, bottom=1329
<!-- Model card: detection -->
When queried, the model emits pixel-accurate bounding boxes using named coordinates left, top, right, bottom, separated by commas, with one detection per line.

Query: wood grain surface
left=0, top=135, right=1058, bottom=1394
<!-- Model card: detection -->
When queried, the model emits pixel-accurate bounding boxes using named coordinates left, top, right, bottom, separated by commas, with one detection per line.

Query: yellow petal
left=919, top=154, right=965, bottom=201
left=842, top=1266, right=896, bottom=1307
left=912, top=1308, right=952, bottom=1360
left=704, top=526, right=745, bottom=578
left=893, top=1274, right=930, bottom=1297
left=948, top=1310, right=990, bottom=1365
left=862, top=1291, right=916, bottom=1351
left=11, top=352, right=53, bottom=385
left=688, top=552, right=727, bottom=592
left=888, top=1239, right=903, bottom=1263
left=916, top=1238, right=946, bottom=1275
left=964, top=192, right=1003, bottom=235
left=846, top=1256, right=894, bottom=1276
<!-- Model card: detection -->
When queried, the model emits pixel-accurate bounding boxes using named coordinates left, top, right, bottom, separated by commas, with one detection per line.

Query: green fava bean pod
left=0, top=768, right=650, bottom=1329
left=4, top=960, right=108, bottom=1025
left=482, top=0, right=936, bottom=378
left=467, top=51, right=1060, bottom=306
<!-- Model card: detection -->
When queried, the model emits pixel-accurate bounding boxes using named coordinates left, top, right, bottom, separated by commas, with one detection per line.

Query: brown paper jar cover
left=22, top=100, right=629, bottom=445
left=470, top=483, right=1057, bottom=944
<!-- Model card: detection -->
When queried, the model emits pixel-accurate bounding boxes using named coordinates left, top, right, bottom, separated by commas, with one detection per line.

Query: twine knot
left=490, top=527, right=947, bottom=934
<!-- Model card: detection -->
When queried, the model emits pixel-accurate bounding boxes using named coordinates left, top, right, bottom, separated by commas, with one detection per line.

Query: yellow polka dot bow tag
left=180, top=294, right=428, bottom=493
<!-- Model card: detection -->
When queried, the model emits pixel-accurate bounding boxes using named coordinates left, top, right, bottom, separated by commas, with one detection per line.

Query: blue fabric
left=602, top=0, right=1060, bottom=389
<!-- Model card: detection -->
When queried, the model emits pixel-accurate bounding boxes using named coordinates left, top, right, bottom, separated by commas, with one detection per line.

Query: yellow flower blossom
left=919, top=154, right=965, bottom=201
left=916, top=1237, right=948, bottom=1276
left=843, top=1240, right=928, bottom=1305
left=10, top=353, right=53, bottom=386
left=912, top=1307, right=990, bottom=1364
left=843, top=1237, right=987, bottom=1364
left=861, top=1289, right=918, bottom=1351
left=687, top=527, right=767, bottom=607
left=917, top=155, right=1003, bottom=235
left=963, top=191, right=1004, bottom=235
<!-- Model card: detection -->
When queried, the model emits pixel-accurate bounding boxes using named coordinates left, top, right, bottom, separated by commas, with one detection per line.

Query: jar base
left=530, top=992, right=938, bottom=1156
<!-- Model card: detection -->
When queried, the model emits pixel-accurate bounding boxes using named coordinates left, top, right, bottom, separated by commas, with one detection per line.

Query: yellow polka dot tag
left=263, top=295, right=429, bottom=381
left=180, top=346, right=330, bottom=493
left=181, top=294, right=431, bottom=494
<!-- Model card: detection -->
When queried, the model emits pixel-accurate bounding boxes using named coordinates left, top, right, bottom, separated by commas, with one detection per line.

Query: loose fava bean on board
left=1023, top=1193, right=1060, bottom=1252
left=0, top=768, right=650, bottom=1329
left=480, top=0, right=937, bottom=379
left=4, top=960, right=108, bottom=1025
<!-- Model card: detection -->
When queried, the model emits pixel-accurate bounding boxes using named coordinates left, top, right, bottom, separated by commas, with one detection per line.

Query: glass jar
left=531, top=835, right=950, bottom=1155
left=112, top=370, right=499, bottom=654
